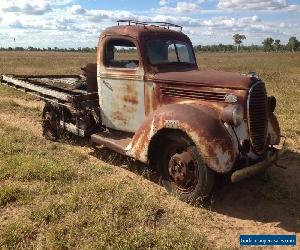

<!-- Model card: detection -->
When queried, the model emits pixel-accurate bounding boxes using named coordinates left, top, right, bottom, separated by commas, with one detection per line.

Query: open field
left=0, top=51, right=300, bottom=249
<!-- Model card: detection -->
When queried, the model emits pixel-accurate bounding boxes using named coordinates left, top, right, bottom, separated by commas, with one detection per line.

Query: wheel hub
left=42, top=108, right=59, bottom=141
left=168, top=149, right=198, bottom=191
left=43, top=112, right=57, bottom=131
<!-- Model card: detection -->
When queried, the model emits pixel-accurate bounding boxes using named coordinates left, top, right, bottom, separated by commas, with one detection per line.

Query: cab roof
left=100, top=25, right=191, bottom=44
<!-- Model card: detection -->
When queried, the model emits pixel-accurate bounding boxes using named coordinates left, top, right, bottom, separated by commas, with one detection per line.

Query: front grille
left=247, top=82, right=268, bottom=154
left=160, top=86, right=226, bottom=102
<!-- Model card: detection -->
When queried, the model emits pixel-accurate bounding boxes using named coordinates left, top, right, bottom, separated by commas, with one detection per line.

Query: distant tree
left=274, top=39, right=281, bottom=52
left=233, top=34, right=246, bottom=53
left=249, top=43, right=258, bottom=52
left=262, top=37, right=274, bottom=52
left=287, top=36, right=299, bottom=53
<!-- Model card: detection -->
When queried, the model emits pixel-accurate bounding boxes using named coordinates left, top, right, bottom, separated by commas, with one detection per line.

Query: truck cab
left=96, top=22, right=197, bottom=133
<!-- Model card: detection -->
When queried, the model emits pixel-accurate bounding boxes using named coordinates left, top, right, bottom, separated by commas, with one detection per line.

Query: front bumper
left=231, top=139, right=286, bottom=183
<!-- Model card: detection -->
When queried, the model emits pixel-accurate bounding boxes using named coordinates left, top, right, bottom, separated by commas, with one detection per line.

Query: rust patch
left=144, top=81, right=161, bottom=116
left=122, top=83, right=138, bottom=104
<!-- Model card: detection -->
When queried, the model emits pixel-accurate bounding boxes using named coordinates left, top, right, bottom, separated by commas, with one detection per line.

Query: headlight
left=268, top=96, right=276, bottom=113
left=221, top=105, right=244, bottom=126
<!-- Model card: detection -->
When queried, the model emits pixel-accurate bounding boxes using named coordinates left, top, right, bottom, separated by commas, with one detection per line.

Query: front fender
left=127, top=103, right=236, bottom=173
left=268, top=113, right=281, bottom=145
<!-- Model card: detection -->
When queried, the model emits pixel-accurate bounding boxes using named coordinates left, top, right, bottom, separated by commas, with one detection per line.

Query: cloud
left=158, top=1, right=200, bottom=14
left=7, top=17, right=86, bottom=33
left=217, top=0, right=300, bottom=12
left=2, top=1, right=52, bottom=15
left=70, top=5, right=86, bottom=15
left=284, top=4, right=300, bottom=12
left=8, top=19, right=49, bottom=30
left=159, top=0, right=168, bottom=6
left=87, top=10, right=135, bottom=22
left=199, top=15, right=261, bottom=29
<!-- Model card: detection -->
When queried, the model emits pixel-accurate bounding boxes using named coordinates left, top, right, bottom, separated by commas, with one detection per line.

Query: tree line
left=0, top=36, right=299, bottom=53
left=194, top=35, right=299, bottom=53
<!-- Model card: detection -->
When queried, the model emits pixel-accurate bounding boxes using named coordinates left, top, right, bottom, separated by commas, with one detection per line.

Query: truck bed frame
left=0, top=74, right=99, bottom=109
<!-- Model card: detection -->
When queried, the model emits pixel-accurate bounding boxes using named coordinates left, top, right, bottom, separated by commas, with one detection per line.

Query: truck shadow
left=89, top=145, right=161, bottom=183
left=209, top=149, right=300, bottom=233
left=68, top=134, right=299, bottom=234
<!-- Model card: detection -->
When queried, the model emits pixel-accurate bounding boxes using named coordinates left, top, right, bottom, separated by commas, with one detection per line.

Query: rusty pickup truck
left=0, top=20, right=284, bottom=202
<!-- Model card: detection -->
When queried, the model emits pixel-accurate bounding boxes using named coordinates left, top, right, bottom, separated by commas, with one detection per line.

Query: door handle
left=103, top=80, right=113, bottom=91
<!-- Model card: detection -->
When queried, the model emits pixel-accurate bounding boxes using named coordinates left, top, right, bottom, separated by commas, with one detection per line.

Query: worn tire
left=159, top=132, right=215, bottom=203
left=42, top=103, right=60, bottom=141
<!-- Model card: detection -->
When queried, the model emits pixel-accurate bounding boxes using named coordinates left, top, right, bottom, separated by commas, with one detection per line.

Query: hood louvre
left=160, top=86, right=226, bottom=102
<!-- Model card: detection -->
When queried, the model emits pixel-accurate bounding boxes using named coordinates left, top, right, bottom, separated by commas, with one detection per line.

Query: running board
left=91, top=130, right=133, bottom=155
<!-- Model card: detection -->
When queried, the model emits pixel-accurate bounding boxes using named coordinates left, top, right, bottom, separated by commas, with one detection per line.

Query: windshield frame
left=146, top=39, right=196, bottom=66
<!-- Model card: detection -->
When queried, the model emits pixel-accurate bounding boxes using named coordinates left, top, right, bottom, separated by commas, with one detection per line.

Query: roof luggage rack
left=117, top=20, right=182, bottom=31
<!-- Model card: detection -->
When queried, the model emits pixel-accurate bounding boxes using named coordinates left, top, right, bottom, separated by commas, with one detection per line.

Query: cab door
left=98, top=38, right=145, bottom=133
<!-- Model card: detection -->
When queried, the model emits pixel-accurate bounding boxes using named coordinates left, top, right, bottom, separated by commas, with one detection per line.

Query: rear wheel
left=159, top=132, right=215, bottom=203
left=42, top=103, right=60, bottom=141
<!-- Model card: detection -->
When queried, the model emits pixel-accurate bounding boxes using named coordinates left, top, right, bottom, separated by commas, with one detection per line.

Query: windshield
left=147, top=40, right=196, bottom=65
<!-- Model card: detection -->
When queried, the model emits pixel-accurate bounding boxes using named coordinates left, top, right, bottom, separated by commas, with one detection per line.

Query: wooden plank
left=13, top=74, right=80, bottom=79
left=2, top=75, right=72, bottom=102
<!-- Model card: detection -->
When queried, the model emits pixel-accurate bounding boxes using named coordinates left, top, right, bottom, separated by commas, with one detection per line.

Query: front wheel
left=159, top=132, right=215, bottom=203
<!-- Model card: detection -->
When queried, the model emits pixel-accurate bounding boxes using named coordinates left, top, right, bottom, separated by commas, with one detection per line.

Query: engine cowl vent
left=160, top=86, right=226, bottom=102
left=247, top=81, right=268, bottom=155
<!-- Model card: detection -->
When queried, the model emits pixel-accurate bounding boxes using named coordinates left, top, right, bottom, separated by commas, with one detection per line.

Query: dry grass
left=0, top=51, right=95, bottom=75
left=0, top=51, right=299, bottom=249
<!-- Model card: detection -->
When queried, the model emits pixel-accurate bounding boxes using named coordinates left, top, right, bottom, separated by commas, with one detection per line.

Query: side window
left=104, top=39, right=139, bottom=69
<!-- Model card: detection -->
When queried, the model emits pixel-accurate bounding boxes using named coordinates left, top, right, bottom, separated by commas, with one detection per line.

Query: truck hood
left=153, top=70, right=254, bottom=90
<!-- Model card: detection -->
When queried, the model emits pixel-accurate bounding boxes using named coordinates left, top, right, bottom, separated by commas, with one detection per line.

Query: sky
left=0, top=0, right=299, bottom=48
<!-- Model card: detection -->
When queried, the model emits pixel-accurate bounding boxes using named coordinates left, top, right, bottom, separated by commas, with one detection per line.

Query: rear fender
left=126, top=103, right=236, bottom=173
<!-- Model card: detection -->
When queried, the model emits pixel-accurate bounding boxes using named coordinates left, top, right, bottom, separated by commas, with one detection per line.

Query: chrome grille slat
left=247, top=82, right=268, bottom=154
